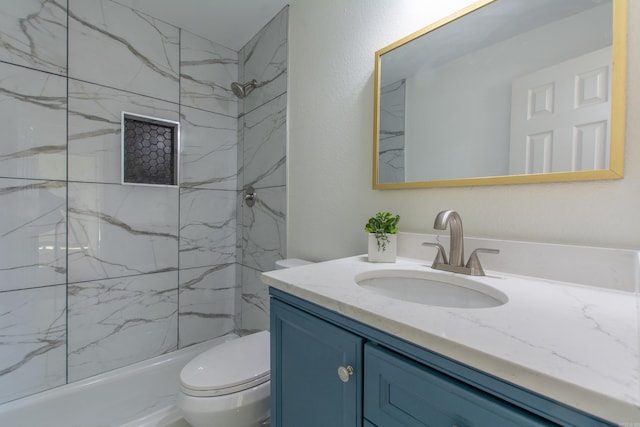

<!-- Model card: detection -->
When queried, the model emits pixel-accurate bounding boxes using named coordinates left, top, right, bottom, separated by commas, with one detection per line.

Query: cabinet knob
left=337, top=365, right=354, bottom=382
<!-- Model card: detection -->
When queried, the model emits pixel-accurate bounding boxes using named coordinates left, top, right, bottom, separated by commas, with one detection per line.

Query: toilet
left=177, top=259, right=312, bottom=427
left=178, top=330, right=271, bottom=427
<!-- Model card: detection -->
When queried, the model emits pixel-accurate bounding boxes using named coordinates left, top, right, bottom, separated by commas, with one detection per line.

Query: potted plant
left=365, top=211, right=400, bottom=262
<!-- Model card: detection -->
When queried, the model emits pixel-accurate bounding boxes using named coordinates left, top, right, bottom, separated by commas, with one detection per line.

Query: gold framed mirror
left=373, top=0, right=627, bottom=189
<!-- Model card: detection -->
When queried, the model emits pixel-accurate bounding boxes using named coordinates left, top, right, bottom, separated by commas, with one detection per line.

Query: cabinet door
left=364, top=344, right=556, bottom=427
left=271, top=298, right=364, bottom=427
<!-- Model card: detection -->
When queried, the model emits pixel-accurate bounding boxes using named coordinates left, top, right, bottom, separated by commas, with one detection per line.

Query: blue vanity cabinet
left=270, top=288, right=615, bottom=427
left=270, top=298, right=364, bottom=427
left=364, top=343, right=554, bottom=426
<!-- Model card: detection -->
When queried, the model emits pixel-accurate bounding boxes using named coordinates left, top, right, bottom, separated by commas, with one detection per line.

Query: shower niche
left=121, top=112, right=180, bottom=187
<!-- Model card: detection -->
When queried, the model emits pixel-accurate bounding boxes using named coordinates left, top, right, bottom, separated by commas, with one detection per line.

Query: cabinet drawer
left=364, top=344, right=556, bottom=427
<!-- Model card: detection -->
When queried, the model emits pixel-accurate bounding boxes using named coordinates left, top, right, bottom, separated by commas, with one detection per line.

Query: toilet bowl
left=177, top=331, right=270, bottom=427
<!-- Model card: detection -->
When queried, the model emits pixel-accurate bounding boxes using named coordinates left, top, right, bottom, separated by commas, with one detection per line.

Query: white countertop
left=262, top=255, right=640, bottom=424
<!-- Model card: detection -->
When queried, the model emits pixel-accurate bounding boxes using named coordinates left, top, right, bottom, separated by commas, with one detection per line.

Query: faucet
left=434, top=210, right=465, bottom=267
left=422, top=210, right=499, bottom=276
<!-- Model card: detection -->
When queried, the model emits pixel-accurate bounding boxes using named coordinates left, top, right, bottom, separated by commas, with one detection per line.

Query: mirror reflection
left=374, top=0, right=626, bottom=188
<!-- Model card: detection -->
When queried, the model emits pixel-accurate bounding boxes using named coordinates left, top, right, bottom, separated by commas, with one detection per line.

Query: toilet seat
left=180, top=331, right=270, bottom=397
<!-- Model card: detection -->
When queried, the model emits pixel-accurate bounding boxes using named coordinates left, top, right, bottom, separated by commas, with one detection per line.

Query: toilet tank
left=274, top=258, right=312, bottom=269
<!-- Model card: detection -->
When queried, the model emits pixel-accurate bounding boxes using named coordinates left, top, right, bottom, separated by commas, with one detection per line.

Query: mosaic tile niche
left=122, top=112, right=179, bottom=186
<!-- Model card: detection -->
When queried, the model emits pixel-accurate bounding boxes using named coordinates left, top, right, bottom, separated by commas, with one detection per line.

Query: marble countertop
left=261, top=255, right=640, bottom=424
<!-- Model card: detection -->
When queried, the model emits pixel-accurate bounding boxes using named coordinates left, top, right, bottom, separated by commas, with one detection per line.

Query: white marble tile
left=179, top=106, right=237, bottom=190
left=241, top=185, right=286, bottom=272
left=242, top=94, right=286, bottom=188
left=0, top=178, right=66, bottom=292
left=178, top=264, right=237, bottom=348
left=239, top=184, right=285, bottom=333
left=68, top=0, right=179, bottom=102
left=179, top=188, right=236, bottom=269
left=240, top=265, right=270, bottom=333
left=234, top=262, right=243, bottom=332
left=379, top=135, right=406, bottom=183
left=0, top=285, right=66, bottom=404
left=240, top=7, right=288, bottom=113
left=236, top=116, right=245, bottom=192
left=0, top=62, right=67, bottom=181
left=0, top=0, right=67, bottom=75
left=235, top=8, right=288, bottom=335
left=235, top=190, right=245, bottom=268
left=379, top=80, right=406, bottom=183
left=67, top=182, right=179, bottom=283
left=68, top=79, right=179, bottom=184
left=67, top=271, right=178, bottom=382
left=180, top=30, right=238, bottom=117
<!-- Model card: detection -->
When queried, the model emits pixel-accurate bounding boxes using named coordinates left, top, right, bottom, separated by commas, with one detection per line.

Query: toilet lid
left=180, top=331, right=270, bottom=397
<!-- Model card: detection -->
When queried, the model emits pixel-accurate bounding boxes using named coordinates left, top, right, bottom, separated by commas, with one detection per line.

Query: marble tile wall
left=378, top=79, right=406, bottom=183
left=67, top=271, right=178, bottom=382
left=0, top=0, right=287, bottom=405
left=177, top=32, right=241, bottom=348
left=68, top=0, right=180, bottom=103
left=0, top=0, right=67, bottom=75
left=0, top=0, right=70, bottom=405
left=0, top=286, right=66, bottom=403
left=178, top=264, right=236, bottom=348
left=237, top=7, right=289, bottom=333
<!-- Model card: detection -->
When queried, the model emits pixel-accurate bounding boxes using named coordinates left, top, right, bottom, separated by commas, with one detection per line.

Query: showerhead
left=230, top=79, right=258, bottom=99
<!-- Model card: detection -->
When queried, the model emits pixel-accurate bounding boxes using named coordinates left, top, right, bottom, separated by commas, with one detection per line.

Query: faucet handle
left=465, top=248, right=499, bottom=276
left=422, top=242, right=448, bottom=266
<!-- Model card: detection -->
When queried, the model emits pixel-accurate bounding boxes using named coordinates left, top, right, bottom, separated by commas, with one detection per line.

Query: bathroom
left=0, top=0, right=639, bottom=426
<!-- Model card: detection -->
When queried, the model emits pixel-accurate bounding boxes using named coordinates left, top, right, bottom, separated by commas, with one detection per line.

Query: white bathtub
left=0, top=334, right=236, bottom=427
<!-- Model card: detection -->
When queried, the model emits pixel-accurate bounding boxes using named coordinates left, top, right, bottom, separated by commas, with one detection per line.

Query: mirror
left=373, top=0, right=627, bottom=189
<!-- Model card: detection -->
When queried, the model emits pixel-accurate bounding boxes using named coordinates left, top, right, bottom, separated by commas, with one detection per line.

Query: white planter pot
left=367, top=233, right=397, bottom=263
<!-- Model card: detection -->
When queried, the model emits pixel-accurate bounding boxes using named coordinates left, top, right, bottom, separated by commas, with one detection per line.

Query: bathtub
left=0, top=334, right=236, bottom=427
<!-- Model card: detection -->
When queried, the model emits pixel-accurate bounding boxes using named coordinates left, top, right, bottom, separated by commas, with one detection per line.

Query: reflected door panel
left=510, top=47, right=611, bottom=174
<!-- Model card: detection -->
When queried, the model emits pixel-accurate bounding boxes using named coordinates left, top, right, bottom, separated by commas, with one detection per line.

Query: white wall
left=287, top=0, right=640, bottom=262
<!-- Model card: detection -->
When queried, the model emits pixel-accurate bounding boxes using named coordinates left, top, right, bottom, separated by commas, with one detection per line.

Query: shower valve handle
left=243, top=186, right=256, bottom=207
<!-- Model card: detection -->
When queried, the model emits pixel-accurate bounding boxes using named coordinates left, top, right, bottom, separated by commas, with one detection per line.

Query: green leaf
left=365, top=211, right=400, bottom=242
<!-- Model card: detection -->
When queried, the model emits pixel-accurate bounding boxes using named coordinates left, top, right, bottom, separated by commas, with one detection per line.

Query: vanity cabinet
left=270, top=297, right=363, bottom=426
left=270, top=289, right=615, bottom=427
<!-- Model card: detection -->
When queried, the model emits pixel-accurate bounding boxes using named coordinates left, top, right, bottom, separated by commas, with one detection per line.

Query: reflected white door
left=509, top=46, right=611, bottom=174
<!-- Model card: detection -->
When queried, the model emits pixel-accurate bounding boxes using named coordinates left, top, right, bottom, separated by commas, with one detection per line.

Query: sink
left=354, top=269, right=507, bottom=309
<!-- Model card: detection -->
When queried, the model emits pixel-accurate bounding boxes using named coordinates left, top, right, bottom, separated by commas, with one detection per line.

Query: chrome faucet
left=422, top=210, right=499, bottom=276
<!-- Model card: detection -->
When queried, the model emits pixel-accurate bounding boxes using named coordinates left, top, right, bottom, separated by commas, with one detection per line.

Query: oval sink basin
left=355, top=269, right=507, bottom=309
